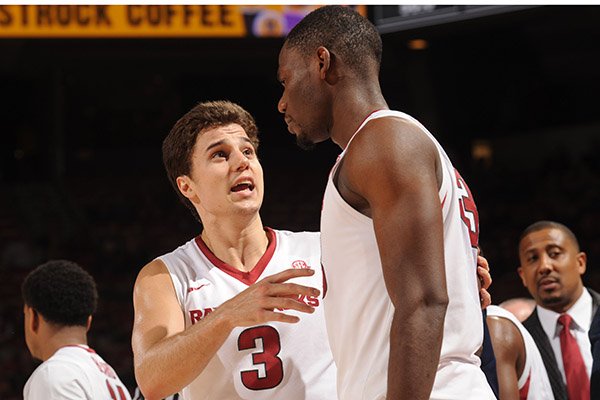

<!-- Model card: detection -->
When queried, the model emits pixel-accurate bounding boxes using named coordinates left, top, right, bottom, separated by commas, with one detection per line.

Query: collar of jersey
left=194, top=227, right=277, bottom=285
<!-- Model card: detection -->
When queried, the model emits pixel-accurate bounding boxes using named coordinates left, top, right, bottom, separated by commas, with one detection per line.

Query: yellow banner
left=0, top=5, right=367, bottom=38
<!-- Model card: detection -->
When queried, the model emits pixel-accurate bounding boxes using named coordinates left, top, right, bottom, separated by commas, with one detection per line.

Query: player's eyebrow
left=205, top=139, right=225, bottom=153
left=205, top=137, right=253, bottom=152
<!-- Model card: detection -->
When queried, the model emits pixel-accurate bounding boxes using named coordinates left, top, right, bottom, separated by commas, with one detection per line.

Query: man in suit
left=590, top=308, right=600, bottom=399
left=518, top=220, right=599, bottom=400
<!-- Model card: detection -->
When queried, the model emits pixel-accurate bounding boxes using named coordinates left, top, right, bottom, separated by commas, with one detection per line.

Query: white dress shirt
left=537, top=289, right=593, bottom=384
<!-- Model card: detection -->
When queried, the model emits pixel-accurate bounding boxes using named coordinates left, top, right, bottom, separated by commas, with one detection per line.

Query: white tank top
left=321, top=110, right=496, bottom=399
left=159, top=228, right=337, bottom=400
left=24, top=345, right=131, bottom=400
left=487, top=306, right=553, bottom=400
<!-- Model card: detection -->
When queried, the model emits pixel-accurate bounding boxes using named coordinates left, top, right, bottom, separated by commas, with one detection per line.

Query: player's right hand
left=218, top=268, right=320, bottom=327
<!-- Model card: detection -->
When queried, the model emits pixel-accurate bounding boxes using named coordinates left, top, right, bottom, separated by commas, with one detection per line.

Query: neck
left=39, top=325, right=88, bottom=362
left=200, top=215, right=268, bottom=272
left=329, top=81, right=388, bottom=149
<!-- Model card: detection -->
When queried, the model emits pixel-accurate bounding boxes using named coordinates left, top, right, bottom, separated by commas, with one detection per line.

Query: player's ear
left=576, top=251, right=586, bottom=275
left=30, top=308, right=40, bottom=333
left=517, top=266, right=526, bottom=287
left=176, top=175, right=197, bottom=201
left=86, top=315, right=93, bottom=332
left=317, top=46, right=335, bottom=83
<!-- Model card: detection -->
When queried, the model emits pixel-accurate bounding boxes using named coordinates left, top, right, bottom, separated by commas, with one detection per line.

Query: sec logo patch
left=291, top=260, right=310, bottom=269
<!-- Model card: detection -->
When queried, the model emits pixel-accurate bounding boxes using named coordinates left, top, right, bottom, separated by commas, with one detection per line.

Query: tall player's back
left=402, top=111, right=493, bottom=398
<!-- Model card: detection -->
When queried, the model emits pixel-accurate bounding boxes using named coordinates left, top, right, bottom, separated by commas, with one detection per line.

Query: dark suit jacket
left=523, top=288, right=600, bottom=400
left=590, top=307, right=600, bottom=400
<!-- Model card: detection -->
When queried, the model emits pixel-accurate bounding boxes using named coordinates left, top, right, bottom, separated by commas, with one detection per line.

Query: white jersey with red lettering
left=159, top=227, right=337, bottom=400
left=321, top=109, right=496, bottom=400
left=24, top=345, right=131, bottom=400
left=487, top=305, right=553, bottom=399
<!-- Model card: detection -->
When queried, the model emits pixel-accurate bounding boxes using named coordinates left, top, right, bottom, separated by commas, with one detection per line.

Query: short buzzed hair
left=284, top=6, right=382, bottom=78
left=519, top=220, right=580, bottom=251
left=163, top=100, right=259, bottom=221
left=22, top=260, right=98, bottom=327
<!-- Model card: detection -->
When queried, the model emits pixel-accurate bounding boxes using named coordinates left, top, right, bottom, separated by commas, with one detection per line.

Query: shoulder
left=26, top=357, right=89, bottom=399
left=343, top=115, right=439, bottom=192
left=486, top=313, right=524, bottom=358
left=133, top=258, right=178, bottom=304
left=136, top=258, right=170, bottom=286
left=348, top=115, right=438, bottom=165
left=274, top=229, right=320, bottom=242
left=272, top=229, right=321, bottom=256
left=588, top=287, right=600, bottom=303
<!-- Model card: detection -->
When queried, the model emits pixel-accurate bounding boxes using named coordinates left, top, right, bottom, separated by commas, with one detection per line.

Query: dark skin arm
left=486, top=315, right=526, bottom=400
left=336, top=117, right=448, bottom=399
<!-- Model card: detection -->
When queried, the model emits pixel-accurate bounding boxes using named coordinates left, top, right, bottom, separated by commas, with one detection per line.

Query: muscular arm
left=342, top=118, right=448, bottom=399
left=486, top=316, right=525, bottom=400
left=132, top=260, right=320, bottom=399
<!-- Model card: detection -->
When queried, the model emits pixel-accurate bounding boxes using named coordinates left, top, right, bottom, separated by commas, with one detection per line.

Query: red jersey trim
left=321, top=263, right=328, bottom=299
left=519, top=373, right=531, bottom=400
left=195, top=227, right=277, bottom=286
left=343, top=109, right=388, bottom=152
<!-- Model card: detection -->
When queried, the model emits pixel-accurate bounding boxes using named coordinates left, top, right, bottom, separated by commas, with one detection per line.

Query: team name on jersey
left=92, top=357, right=117, bottom=379
left=276, top=294, right=320, bottom=311
left=188, top=294, right=320, bottom=324
left=190, top=308, right=215, bottom=324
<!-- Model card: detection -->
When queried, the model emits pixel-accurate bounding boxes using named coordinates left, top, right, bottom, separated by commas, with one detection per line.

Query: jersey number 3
left=238, top=325, right=283, bottom=390
left=455, top=169, right=479, bottom=248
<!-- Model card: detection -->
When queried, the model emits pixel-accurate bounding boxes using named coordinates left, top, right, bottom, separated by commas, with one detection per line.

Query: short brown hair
left=162, top=100, right=259, bottom=221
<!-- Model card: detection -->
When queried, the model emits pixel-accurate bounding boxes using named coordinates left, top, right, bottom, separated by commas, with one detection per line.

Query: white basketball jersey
left=24, top=345, right=131, bottom=400
left=321, top=110, right=496, bottom=399
left=159, top=228, right=337, bottom=400
left=487, top=306, right=553, bottom=400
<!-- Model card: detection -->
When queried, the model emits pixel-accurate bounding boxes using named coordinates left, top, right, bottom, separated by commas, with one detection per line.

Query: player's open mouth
left=231, top=183, right=254, bottom=192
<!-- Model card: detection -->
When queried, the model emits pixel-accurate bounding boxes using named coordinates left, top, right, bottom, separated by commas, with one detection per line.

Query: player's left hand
left=477, top=253, right=492, bottom=309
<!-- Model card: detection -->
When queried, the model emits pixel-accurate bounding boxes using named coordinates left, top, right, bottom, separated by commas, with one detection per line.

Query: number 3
left=238, top=325, right=283, bottom=390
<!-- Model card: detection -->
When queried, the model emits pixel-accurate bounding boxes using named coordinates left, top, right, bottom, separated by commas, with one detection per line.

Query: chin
left=539, top=294, right=563, bottom=307
left=296, top=134, right=316, bottom=151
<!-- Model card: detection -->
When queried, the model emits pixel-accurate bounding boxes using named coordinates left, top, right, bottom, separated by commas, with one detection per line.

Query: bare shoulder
left=136, top=258, right=169, bottom=281
left=134, top=258, right=175, bottom=299
left=487, top=315, right=523, bottom=349
left=132, top=258, right=184, bottom=351
left=342, top=116, right=439, bottom=193
left=345, top=116, right=438, bottom=173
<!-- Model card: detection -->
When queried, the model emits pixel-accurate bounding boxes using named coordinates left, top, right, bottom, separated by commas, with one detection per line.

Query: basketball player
left=22, top=260, right=131, bottom=400
left=487, top=305, right=553, bottom=399
left=277, top=6, right=496, bottom=399
left=131, top=101, right=337, bottom=399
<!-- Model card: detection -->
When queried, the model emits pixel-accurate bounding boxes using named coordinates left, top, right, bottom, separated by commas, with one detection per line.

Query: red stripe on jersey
left=519, top=372, right=531, bottom=400
left=441, top=192, right=447, bottom=209
left=195, top=227, right=277, bottom=286
left=321, top=263, right=328, bottom=299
